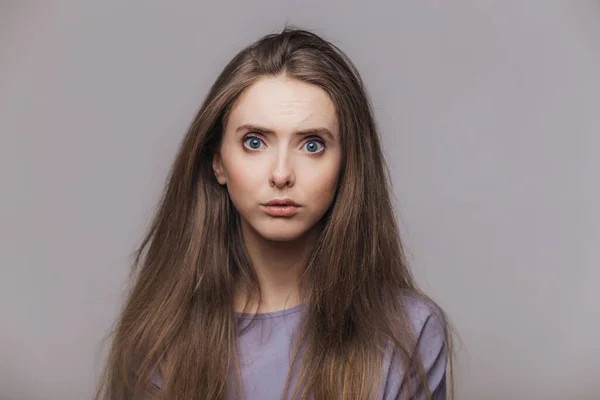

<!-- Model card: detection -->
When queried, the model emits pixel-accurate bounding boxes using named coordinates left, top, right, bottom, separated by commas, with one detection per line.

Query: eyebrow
left=234, top=124, right=336, bottom=141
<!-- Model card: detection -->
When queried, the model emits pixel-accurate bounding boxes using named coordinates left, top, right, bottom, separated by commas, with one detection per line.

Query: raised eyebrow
left=298, top=128, right=335, bottom=141
left=235, top=124, right=273, bottom=135
left=235, top=124, right=335, bottom=141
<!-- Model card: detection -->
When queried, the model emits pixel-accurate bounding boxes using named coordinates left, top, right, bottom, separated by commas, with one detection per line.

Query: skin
left=212, top=75, right=342, bottom=313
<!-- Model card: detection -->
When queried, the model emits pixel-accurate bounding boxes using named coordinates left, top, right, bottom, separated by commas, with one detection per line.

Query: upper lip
left=264, top=198, right=301, bottom=207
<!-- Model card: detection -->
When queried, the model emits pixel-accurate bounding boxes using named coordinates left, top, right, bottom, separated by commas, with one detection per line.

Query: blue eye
left=243, top=136, right=265, bottom=150
left=303, top=139, right=324, bottom=154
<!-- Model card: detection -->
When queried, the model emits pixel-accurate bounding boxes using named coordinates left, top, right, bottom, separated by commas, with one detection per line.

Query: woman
left=95, top=27, right=453, bottom=400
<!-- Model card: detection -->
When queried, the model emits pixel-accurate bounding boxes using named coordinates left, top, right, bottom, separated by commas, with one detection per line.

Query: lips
left=264, top=199, right=301, bottom=207
left=262, top=198, right=300, bottom=217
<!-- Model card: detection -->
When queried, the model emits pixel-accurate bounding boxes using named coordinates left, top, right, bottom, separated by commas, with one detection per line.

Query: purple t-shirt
left=152, top=295, right=447, bottom=399
left=234, top=296, right=447, bottom=399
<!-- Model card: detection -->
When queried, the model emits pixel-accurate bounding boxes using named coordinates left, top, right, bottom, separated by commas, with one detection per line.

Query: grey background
left=2, top=1, right=599, bottom=399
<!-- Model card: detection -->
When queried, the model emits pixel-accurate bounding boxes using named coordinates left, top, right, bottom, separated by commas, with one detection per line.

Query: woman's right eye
left=243, top=136, right=265, bottom=150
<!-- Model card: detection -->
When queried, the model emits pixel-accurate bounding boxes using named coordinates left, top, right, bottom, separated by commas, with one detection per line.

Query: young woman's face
left=213, top=75, right=342, bottom=242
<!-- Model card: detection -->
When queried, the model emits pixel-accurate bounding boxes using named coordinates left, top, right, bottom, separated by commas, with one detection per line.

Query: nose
left=269, top=147, right=295, bottom=188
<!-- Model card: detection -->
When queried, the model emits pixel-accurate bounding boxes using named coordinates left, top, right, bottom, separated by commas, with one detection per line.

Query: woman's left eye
left=302, top=139, right=325, bottom=154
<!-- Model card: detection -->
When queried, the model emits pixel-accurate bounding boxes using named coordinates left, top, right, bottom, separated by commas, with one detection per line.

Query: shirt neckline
left=235, top=303, right=305, bottom=320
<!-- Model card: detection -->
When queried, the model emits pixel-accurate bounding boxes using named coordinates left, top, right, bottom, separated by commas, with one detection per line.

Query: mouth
left=262, top=199, right=301, bottom=217
left=263, top=199, right=301, bottom=207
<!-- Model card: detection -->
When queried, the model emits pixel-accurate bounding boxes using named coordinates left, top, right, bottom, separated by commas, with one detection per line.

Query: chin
left=250, top=218, right=317, bottom=243
left=257, top=226, right=307, bottom=242
left=238, top=212, right=321, bottom=243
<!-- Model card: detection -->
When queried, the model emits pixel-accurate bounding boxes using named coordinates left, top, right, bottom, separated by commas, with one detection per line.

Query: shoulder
left=402, top=291, right=447, bottom=344
left=401, top=291, right=448, bottom=377
left=380, top=291, right=449, bottom=399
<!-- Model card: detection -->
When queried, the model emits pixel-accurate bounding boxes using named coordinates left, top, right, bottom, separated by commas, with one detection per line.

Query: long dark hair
left=95, top=27, right=454, bottom=400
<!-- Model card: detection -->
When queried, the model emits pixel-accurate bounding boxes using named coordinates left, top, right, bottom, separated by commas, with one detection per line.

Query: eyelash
left=242, top=134, right=326, bottom=155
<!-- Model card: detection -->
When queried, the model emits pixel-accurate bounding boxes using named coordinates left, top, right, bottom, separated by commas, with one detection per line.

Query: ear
left=212, top=152, right=227, bottom=185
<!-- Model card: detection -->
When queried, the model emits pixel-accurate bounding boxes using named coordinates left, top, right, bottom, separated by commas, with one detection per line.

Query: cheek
left=223, top=160, right=264, bottom=209
left=304, top=165, right=340, bottom=207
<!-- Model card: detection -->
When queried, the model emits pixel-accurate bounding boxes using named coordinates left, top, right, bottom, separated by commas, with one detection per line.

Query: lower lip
left=263, top=205, right=299, bottom=217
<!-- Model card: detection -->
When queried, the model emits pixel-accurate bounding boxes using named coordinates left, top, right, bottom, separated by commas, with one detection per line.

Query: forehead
left=226, top=75, right=338, bottom=134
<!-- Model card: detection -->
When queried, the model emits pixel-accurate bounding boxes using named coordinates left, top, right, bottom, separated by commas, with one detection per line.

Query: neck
left=235, top=221, right=319, bottom=314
